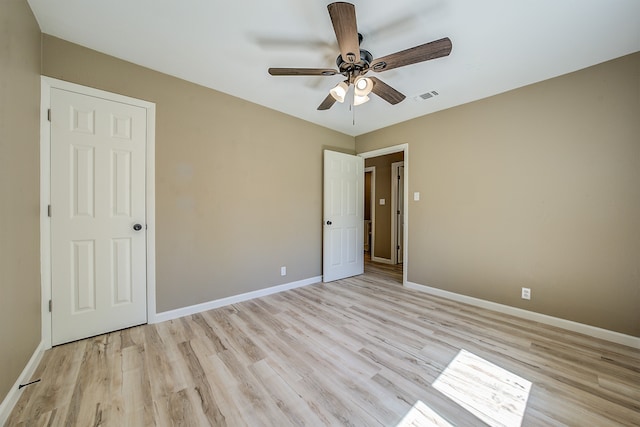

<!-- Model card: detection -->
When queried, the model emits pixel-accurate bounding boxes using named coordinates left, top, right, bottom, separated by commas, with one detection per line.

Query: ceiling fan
left=268, top=2, right=452, bottom=110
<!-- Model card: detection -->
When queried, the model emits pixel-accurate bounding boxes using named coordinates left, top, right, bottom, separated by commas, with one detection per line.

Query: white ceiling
left=28, top=0, right=640, bottom=136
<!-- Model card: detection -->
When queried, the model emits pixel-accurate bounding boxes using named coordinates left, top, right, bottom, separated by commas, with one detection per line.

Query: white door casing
left=323, top=150, right=364, bottom=282
left=398, top=164, right=404, bottom=263
left=50, top=87, right=148, bottom=345
left=392, top=161, right=405, bottom=264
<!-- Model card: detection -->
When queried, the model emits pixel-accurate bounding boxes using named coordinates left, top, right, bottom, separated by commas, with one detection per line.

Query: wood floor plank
left=215, top=349, right=289, bottom=426
left=7, top=258, right=640, bottom=426
left=372, top=367, right=484, bottom=426
left=248, top=359, right=317, bottom=426
left=177, top=340, right=226, bottom=426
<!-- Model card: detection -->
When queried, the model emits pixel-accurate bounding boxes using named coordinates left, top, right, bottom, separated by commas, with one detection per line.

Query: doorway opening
left=359, top=144, right=408, bottom=286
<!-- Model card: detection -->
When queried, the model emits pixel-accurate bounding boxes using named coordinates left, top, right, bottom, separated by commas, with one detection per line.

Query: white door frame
left=358, top=144, right=408, bottom=285
left=391, top=161, right=404, bottom=265
left=40, top=77, right=157, bottom=349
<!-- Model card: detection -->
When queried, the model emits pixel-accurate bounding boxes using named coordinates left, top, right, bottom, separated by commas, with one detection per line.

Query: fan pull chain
left=352, top=91, right=356, bottom=126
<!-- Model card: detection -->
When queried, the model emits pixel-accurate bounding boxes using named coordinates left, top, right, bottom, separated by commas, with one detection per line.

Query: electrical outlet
left=521, top=287, right=531, bottom=300
left=280, top=266, right=286, bottom=276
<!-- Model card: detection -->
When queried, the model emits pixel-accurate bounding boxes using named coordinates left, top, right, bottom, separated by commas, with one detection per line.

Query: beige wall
left=357, top=52, right=640, bottom=337
left=365, top=152, right=404, bottom=260
left=42, top=35, right=355, bottom=312
left=0, top=0, right=42, bottom=403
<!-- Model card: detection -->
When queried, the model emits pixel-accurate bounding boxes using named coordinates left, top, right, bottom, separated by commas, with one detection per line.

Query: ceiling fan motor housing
left=336, top=49, right=373, bottom=76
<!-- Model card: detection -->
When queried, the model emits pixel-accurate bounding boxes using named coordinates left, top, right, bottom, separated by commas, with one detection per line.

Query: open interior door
left=50, top=87, right=148, bottom=345
left=323, top=150, right=364, bottom=282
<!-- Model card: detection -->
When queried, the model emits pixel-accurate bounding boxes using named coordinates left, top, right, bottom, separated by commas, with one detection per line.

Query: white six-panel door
left=323, top=150, right=364, bottom=282
left=50, top=88, right=147, bottom=345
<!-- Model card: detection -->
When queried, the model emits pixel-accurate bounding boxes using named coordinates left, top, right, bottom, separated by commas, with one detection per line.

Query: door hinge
left=47, top=109, right=51, bottom=122
left=48, top=300, right=52, bottom=312
left=47, top=205, right=51, bottom=217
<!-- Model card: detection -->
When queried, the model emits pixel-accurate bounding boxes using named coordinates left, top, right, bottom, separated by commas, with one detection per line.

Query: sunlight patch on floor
left=396, top=400, right=454, bottom=427
left=432, top=349, right=532, bottom=427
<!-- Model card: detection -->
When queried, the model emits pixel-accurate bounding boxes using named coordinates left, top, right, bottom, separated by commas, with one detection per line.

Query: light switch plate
left=379, top=199, right=386, bottom=205
left=414, top=192, right=420, bottom=201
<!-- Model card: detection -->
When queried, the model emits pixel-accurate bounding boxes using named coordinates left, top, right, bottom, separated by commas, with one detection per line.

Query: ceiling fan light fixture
left=268, top=3, right=451, bottom=111
left=354, top=94, right=370, bottom=106
left=330, top=81, right=349, bottom=103
left=354, top=76, right=374, bottom=96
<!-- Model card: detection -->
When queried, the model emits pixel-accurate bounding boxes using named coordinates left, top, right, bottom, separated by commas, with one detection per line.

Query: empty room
left=1, top=0, right=639, bottom=425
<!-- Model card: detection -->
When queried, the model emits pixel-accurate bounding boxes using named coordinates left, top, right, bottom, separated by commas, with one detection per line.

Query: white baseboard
left=405, top=281, right=640, bottom=350
left=372, top=256, right=394, bottom=265
left=153, top=276, right=322, bottom=323
left=0, top=341, right=46, bottom=426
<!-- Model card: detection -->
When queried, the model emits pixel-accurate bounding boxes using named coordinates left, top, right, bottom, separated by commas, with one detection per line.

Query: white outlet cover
left=413, top=192, right=420, bottom=201
left=379, top=199, right=386, bottom=205
left=280, top=266, right=286, bottom=276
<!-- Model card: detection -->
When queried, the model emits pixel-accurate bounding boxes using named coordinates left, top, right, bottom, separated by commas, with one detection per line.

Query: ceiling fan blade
left=318, top=93, right=337, bottom=110
left=327, top=2, right=359, bottom=64
left=369, top=77, right=406, bottom=105
left=370, top=37, right=452, bottom=72
left=268, top=68, right=339, bottom=76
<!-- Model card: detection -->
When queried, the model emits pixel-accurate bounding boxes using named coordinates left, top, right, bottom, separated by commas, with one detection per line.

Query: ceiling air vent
left=417, top=90, right=439, bottom=100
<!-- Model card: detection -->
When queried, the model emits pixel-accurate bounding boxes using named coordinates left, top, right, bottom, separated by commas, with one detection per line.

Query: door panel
left=112, top=150, right=132, bottom=216
left=72, top=240, right=96, bottom=312
left=51, top=88, right=147, bottom=345
left=323, top=150, right=364, bottom=282
left=72, top=145, right=95, bottom=217
left=112, top=237, right=133, bottom=304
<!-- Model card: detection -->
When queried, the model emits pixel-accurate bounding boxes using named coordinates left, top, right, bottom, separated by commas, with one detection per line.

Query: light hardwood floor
left=7, top=260, right=640, bottom=426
